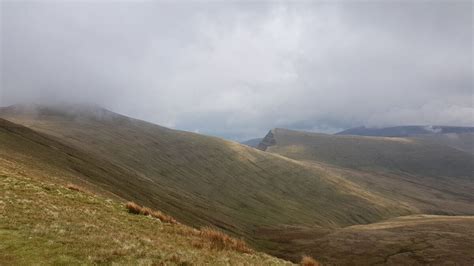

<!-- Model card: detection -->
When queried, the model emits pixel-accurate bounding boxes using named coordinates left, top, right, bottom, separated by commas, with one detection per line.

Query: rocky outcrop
left=257, top=130, right=276, bottom=151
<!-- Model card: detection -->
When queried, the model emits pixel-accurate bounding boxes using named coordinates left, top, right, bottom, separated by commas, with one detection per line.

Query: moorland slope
left=258, top=128, right=474, bottom=215
left=2, top=106, right=474, bottom=264
left=0, top=106, right=410, bottom=252
left=0, top=133, right=290, bottom=264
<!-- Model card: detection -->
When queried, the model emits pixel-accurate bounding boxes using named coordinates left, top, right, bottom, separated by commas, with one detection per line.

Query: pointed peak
left=257, top=129, right=277, bottom=151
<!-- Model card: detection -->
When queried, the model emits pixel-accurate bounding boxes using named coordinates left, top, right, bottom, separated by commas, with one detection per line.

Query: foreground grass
left=0, top=171, right=292, bottom=265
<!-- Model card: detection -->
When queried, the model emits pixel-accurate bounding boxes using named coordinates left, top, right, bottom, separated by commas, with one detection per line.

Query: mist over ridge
left=1, top=1, right=472, bottom=140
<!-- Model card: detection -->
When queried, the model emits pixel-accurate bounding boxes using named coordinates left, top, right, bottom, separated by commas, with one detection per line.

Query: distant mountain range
left=336, top=125, right=474, bottom=137
left=241, top=125, right=474, bottom=148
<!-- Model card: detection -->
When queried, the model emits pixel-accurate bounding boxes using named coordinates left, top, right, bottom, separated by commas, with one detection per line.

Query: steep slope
left=0, top=106, right=412, bottom=249
left=0, top=147, right=290, bottom=265
left=336, top=125, right=474, bottom=137
left=258, top=128, right=474, bottom=215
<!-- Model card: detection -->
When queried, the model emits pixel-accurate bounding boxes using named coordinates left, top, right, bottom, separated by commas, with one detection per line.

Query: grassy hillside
left=0, top=155, right=291, bottom=265
left=261, top=128, right=473, bottom=179
left=311, top=162, right=474, bottom=216
left=256, top=215, right=474, bottom=265
left=259, top=128, right=474, bottom=216
left=0, top=106, right=412, bottom=254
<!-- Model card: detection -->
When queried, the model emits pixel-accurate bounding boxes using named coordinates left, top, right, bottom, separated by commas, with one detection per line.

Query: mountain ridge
left=259, top=127, right=474, bottom=179
left=0, top=105, right=416, bottom=260
left=2, top=105, right=474, bottom=264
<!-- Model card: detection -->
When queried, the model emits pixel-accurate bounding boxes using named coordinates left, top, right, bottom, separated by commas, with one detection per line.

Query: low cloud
left=1, top=1, right=472, bottom=140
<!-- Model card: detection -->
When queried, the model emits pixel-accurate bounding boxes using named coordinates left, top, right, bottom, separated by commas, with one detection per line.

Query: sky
left=1, top=0, right=472, bottom=140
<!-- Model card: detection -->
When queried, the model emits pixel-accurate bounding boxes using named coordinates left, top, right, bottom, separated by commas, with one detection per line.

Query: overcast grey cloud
left=1, top=1, right=472, bottom=140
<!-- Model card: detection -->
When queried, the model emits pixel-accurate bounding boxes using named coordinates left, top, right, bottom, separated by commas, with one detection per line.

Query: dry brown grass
left=300, top=255, right=320, bottom=266
left=199, top=227, right=252, bottom=254
left=125, top=202, right=177, bottom=224
left=125, top=204, right=250, bottom=253
left=125, top=202, right=142, bottom=214
left=149, top=209, right=177, bottom=224
left=65, top=183, right=87, bottom=193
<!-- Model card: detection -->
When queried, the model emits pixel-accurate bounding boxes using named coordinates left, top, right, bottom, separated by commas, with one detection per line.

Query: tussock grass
left=300, top=255, right=320, bottom=266
left=149, top=210, right=177, bottom=224
left=125, top=202, right=177, bottom=224
left=125, top=202, right=142, bottom=214
left=200, top=227, right=252, bottom=253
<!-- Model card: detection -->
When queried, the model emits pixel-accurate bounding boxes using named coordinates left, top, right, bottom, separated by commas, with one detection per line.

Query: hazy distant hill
left=260, top=128, right=473, bottom=179
left=336, top=125, right=474, bottom=137
left=240, top=138, right=262, bottom=148
left=413, top=133, right=474, bottom=155
left=259, top=128, right=474, bottom=214
left=335, top=125, right=474, bottom=155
